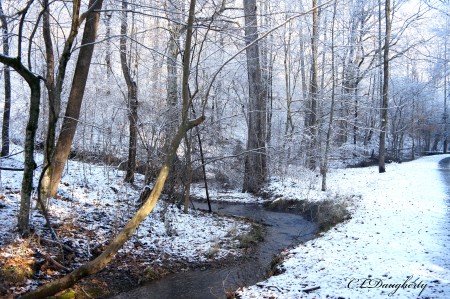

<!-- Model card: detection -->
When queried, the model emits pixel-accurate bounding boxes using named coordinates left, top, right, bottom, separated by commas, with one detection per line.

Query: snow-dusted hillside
left=0, top=146, right=253, bottom=297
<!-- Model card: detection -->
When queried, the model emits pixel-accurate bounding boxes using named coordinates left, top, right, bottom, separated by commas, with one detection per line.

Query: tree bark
left=306, top=0, right=319, bottom=170
left=120, top=0, right=138, bottom=183
left=0, top=4, right=11, bottom=157
left=0, top=55, right=41, bottom=235
left=242, top=0, right=267, bottom=193
left=48, top=0, right=103, bottom=197
left=379, top=0, right=391, bottom=173
left=321, top=0, right=337, bottom=192
left=41, top=0, right=87, bottom=198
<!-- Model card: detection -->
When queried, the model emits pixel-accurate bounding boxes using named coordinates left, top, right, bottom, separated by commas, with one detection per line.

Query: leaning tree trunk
left=242, top=0, right=267, bottom=193
left=0, top=5, right=11, bottom=157
left=48, top=0, right=103, bottom=197
left=120, top=0, right=138, bottom=183
left=18, top=0, right=202, bottom=296
left=379, top=0, right=391, bottom=173
left=41, top=0, right=84, bottom=200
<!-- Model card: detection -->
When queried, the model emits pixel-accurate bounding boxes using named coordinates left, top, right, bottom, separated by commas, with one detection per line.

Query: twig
left=0, top=150, right=24, bottom=159
left=81, top=287, right=94, bottom=299
left=302, top=286, right=320, bottom=293
left=36, top=163, right=60, bottom=242
left=34, top=246, right=70, bottom=273
left=0, top=166, right=24, bottom=171
left=42, top=251, right=70, bottom=272
left=39, top=236, right=75, bottom=253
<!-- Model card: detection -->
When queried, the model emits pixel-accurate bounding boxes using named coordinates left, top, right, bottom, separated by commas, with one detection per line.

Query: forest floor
left=1, top=147, right=450, bottom=299
left=237, top=154, right=450, bottom=299
left=0, top=145, right=258, bottom=298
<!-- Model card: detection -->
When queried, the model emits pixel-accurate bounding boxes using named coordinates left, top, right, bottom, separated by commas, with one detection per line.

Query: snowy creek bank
left=238, top=155, right=450, bottom=298
left=111, top=202, right=317, bottom=299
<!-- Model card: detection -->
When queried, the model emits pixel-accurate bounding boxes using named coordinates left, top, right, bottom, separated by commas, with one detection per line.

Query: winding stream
left=111, top=202, right=317, bottom=299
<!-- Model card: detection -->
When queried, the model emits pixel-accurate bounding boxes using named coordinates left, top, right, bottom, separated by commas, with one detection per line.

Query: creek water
left=111, top=201, right=317, bottom=299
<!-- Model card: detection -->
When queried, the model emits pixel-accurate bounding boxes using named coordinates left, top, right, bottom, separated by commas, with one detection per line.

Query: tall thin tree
left=306, top=0, right=319, bottom=169
left=379, top=0, right=392, bottom=173
left=321, top=0, right=338, bottom=191
left=120, top=0, right=138, bottom=183
left=0, top=1, right=11, bottom=157
left=0, top=0, right=42, bottom=235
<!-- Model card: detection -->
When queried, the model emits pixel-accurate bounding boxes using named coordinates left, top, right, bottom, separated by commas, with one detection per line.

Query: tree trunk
left=41, top=0, right=85, bottom=198
left=0, top=5, right=11, bottom=157
left=284, top=24, right=294, bottom=135
left=48, top=0, right=103, bottom=197
left=18, top=0, right=202, bottom=296
left=306, top=0, right=319, bottom=170
left=41, top=0, right=57, bottom=203
left=166, top=0, right=181, bottom=141
left=444, top=24, right=448, bottom=154
left=0, top=54, right=42, bottom=235
left=242, top=0, right=267, bottom=193
left=321, top=0, right=337, bottom=192
left=379, top=0, right=391, bottom=173
left=183, top=133, right=192, bottom=213
left=120, top=0, right=138, bottom=183
left=19, top=81, right=40, bottom=235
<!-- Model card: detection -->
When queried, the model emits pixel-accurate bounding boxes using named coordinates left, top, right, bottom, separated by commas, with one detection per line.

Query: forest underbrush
left=0, top=148, right=257, bottom=299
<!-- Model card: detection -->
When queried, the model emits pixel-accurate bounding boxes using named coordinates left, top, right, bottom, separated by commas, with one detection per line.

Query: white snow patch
left=238, top=155, right=450, bottom=298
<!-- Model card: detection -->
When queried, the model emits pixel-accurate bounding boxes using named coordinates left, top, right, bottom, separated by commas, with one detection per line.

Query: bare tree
left=18, top=0, right=204, bottom=296
left=242, top=0, right=267, bottom=193
left=305, top=0, right=319, bottom=170
left=379, top=0, right=392, bottom=173
left=120, top=0, right=138, bottom=183
left=321, top=0, right=338, bottom=191
left=0, top=0, right=11, bottom=157
left=41, top=0, right=89, bottom=200
left=47, top=0, right=104, bottom=197
left=0, top=0, right=42, bottom=235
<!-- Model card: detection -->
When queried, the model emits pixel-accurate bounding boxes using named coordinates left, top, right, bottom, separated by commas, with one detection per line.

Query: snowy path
left=238, top=155, right=450, bottom=298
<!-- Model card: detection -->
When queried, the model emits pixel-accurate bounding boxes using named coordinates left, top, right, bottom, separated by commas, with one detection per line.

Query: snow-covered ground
left=2, top=146, right=450, bottom=298
left=238, top=155, right=450, bottom=298
left=0, top=146, right=252, bottom=296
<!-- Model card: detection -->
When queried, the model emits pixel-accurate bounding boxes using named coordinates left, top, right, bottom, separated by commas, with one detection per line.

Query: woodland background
left=0, top=0, right=449, bottom=297
left=0, top=0, right=448, bottom=230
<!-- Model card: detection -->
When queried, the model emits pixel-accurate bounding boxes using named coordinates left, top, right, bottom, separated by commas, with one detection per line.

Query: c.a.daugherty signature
left=347, top=275, right=427, bottom=296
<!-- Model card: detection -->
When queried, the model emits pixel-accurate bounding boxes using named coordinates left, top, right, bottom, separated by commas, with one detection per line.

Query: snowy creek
left=111, top=202, right=317, bottom=299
